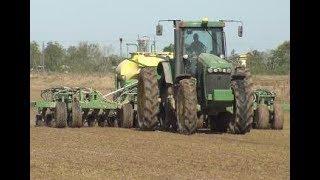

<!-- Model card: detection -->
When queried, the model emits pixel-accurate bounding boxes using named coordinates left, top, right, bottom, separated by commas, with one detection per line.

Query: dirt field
left=30, top=73, right=290, bottom=179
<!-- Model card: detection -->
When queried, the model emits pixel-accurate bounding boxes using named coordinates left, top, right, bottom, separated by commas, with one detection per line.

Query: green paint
left=198, top=53, right=232, bottom=69
left=212, top=89, right=234, bottom=101
left=35, top=100, right=56, bottom=109
left=80, top=99, right=118, bottom=110
left=252, top=89, right=277, bottom=110
left=78, top=90, right=120, bottom=109
left=124, top=79, right=138, bottom=86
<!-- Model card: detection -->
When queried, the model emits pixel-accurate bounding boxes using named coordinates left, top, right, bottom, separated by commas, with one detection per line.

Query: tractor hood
left=198, top=53, right=232, bottom=69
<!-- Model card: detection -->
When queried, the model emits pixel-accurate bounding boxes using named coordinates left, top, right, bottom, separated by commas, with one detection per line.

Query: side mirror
left=238, top=26, right=243, bottom=37
left=156, top=24, right=163, bottom=36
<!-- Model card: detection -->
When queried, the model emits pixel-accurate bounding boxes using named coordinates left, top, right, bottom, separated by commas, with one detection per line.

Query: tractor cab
left=180, top=20, right=226, bottom=75
left=156, top=18, right=243, bottom=79
left=182, top=22, right=226, bottom=58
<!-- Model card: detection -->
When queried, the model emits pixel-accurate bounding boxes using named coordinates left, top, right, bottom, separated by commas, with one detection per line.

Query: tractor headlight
left=208, top=67, right=214, bottom=73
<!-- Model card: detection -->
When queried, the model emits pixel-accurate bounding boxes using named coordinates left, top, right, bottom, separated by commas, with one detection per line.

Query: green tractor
left=136, top=18, right=254, bottom=134
left=252, top=89, right=283, bottom=129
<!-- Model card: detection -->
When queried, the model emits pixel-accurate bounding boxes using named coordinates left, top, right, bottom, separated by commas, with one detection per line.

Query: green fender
left=157, top=61, right=173, bottom=84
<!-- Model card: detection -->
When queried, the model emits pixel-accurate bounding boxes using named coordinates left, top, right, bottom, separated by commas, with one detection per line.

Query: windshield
left=182, top=28, right=225, bottom=57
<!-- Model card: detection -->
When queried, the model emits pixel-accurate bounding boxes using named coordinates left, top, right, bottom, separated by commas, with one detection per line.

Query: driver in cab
left=187, top=33, right=206, bottom=56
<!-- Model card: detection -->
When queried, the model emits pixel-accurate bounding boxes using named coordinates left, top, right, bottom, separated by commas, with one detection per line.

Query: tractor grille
left=205, top=73, right=231, bottom=94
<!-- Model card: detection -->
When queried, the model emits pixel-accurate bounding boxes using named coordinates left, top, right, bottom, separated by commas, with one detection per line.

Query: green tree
left=44, top=42, right=66, bottom=71
left=247, top=50, right=269, bottom=74
left=163, top=43, right=174, bottom=52
left=64, top=42, right=109, bottom=72
left=97, top=54, right=121, bottom=72
left=267, top=41, right=290, bottom=74
left=30, top=41, right=41, bottom=69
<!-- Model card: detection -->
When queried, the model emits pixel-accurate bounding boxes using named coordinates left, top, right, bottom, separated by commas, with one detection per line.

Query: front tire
left=229, top=69, right=254, bottom=134
left=176, top=78, right=198, bottom=135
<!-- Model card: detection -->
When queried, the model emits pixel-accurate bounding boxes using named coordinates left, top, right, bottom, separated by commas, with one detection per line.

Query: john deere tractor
left=136, top=18, right=254, bottom=134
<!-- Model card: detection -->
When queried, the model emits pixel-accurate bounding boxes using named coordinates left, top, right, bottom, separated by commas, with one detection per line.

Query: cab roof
left=179, top=20, right=225, bottom=28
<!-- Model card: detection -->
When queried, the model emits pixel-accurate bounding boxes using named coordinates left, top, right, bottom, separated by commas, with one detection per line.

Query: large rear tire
left=119, top=103, right=134, bottom=128
left=176, top=78, right=198, bottom=135
left=55, top=102, right=67, bottom=128
left=272, top=103, right=283, bottom=129
left=137, top=67, right=160, bottom=130
left=229, top=68, right=254, bottom=134
left=255, top=104, right=270, bottom=129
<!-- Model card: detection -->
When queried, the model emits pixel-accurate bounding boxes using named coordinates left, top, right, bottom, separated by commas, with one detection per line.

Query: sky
left=30, top=0, right=290, bottom=55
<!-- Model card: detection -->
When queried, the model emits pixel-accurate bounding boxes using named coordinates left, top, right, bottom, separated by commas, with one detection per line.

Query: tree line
left=228, top=41, right=290, bottom=75
left=30, top=40, right=289, bottom=75
left=30, top=41, right=122, bottom=73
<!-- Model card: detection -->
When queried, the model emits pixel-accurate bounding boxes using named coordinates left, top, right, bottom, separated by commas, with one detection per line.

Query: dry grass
left=30, top=72, right=290, bottom=179
left=252, top=75, right=290, bottom=103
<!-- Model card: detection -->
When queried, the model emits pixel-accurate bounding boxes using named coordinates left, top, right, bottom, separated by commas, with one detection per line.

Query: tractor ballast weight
left=252, top=89, right=284, bottom=129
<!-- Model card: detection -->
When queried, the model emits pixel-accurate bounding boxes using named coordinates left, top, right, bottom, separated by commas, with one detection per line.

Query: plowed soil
left=30, top=73, right=290, bottom=179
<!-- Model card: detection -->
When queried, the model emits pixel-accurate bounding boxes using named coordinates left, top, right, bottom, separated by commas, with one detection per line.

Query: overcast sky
left=30, top=0, right=290, bottom=55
